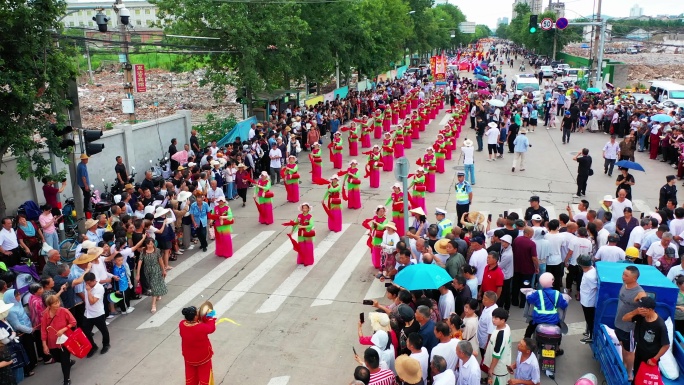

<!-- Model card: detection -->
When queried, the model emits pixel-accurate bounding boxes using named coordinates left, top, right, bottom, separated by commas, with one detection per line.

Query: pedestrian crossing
left=132, top=200, right=653, bottom=330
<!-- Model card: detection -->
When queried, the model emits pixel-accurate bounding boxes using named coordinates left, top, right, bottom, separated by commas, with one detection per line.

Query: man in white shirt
left=485, top=122, right=500, bottom=161
left=209, top=141, right=219, bottom=157
left=430, top=355, right=456, bottom=385
left=611, top=190, right=632, bottom=223
left=83, top=272, right=111, bottom=356
left=478, top=291, right=498, bottom=356
left=594, top=234, right=626, bottom=262
left=461, top=139, right=476, bottom=185
left=431, top=322, right=459, bottom=370
left=408, top=333, right=429, bottom=384
left=438, top=284, right=455, bottom=320
left=568, top=200, right=589, bottom=225
left=627, top=218, right=650, bottom=250
left=671, top=208, right=684, bottom=255
left=579, top=254, right=598, bottom=342
left=667, top=258, right=684, bottom=282
left=0, top=218, right=21, bottom=266
left=646, top=232, right=674, bottom=266
left=469, top=238, right=488, bottom=285
left=603, top=135, right=620, bottom=176
left=456, top=340, right=481, bottom=385
left=545, top=220, right=566, bottom=291
left=268, top=142, right=283, bottom=184
left=594, top=219, right=610, bottom=248
left=206, top=180, right=225, bottom=210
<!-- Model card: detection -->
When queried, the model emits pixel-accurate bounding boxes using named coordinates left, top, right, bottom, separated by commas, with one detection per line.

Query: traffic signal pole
left=66, top=79, right=87, bottom=234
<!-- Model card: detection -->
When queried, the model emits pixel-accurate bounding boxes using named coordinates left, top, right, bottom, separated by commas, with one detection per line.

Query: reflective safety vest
left=438, top=219, right=453, bottom=238
left=534, top=290, right=559, bottom=315
left=455, top=183, right=470, bottom=202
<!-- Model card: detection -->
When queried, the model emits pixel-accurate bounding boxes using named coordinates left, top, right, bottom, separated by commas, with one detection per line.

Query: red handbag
left=62, top=328, right=92, bottom=359
left=350, top=178, right=361, bottom=185
left=264, top=191, right=274, bottom=198
left=415, top=185, right=427, bottom=192
left=331, top=198, right=342, bottom=205
left=392, top=202, right=403, bottom=212
left=634, top=361, right=663, bottom=385
left=290, top=172, right=300, bottom=180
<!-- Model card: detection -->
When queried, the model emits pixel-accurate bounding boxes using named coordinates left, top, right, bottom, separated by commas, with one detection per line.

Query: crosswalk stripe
left=212, top=239, right=293, bottom=318
left=632, top=199, right=651, bottom=215
left=267, top=376, right=290, bottom=385
left=256, top=224, right=351, bottom=313
left=136, top=231, right=275, bottom=330
left=364, top=278, right=388, bottom=301
left=438, top=114, right=451, bottom=126
left=312, top=235, right=371, bottom=307
left=165, top=234, right=238, bottom=283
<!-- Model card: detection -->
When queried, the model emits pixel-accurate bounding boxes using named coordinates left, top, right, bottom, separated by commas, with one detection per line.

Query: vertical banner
left=430, top=56, right=436, bottom=78
left=134, top=64, right=146, bottom=93
left=435, top=56, right=446, bottom=81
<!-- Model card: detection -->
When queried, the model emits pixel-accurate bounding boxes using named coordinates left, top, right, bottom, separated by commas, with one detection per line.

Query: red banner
left=134, top=64, right=146, bottom=92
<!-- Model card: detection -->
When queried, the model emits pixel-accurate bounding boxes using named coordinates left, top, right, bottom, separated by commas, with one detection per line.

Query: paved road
left=24, top=56, right=677, bottom=385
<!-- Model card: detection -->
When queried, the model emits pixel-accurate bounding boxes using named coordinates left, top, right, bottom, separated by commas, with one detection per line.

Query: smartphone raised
left=362, top=299, right=373, bottom=305
left=504, top=210, right=509, bottom=218
left=353, top=346, right=357, bottom=356
left=488, top=214, right=492, bottom=222
left=359, top=312, right=364, bottom=324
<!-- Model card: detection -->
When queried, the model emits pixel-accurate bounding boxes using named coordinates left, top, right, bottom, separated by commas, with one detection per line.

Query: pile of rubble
left=77, top=68, right=242, bottom=129
left=562, top=47, right=684, bottom=83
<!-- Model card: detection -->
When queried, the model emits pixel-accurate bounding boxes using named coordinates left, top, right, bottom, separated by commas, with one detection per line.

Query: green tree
left=436, top=3, right=468, bottom=47
left=0, top=0, right=78, bottom=217
left=495, top=23, right=509, bottom=39
left=152, top=0, right=309, bottom=112
left=354, top=0, right=412, bottom=78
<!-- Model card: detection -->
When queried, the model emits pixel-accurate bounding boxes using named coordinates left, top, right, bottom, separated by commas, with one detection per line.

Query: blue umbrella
left=615, top=160, right=645, bottom=172
left=393, top=264, right=452, bottom=291
left=475, top=74, right=490, bottom=81
left=651, top=114, right=673, bottom=123
left=586, top=87, right=602, bottom=93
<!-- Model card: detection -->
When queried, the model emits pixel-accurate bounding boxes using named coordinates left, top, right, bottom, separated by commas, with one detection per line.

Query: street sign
left=395, top=157, right=409, bottom=182
left=556, top=17, right=569, bottom=30
left=540, top=18, right=553, bottom=31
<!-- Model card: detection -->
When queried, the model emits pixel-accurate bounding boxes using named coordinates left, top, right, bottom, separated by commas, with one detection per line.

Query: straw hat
left=237, top=163, right=247, bottom=169
left=463, top=138, right=473, bottom=147
left=395, top=355, right=422, bottom=384
left=385, top=222, right=397, bottom=231
left=409, top=207, right=426, bottom=216
left=124, top=183, right=134, bottom=190
left=467, top=211, right=486, bottom=225
left=435, top=238, right=450, bottom=255
left=79, top=154, right=89, bottom=160
left=369, top=312, right=391, bottom=332
left=84, top=219, right=98, bottom=229
left=73, top=246, right=103, bottom=264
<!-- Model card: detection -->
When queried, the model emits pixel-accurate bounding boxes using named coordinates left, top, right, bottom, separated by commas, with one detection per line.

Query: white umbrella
left=488, top=99, right=505, bottom=107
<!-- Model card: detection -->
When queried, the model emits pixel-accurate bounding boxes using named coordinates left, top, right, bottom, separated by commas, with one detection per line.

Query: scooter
left=150, top=156, right=170, bottom=187
left=521, top=288, right=571, bottom=379
left=90, top=183, right=114, bottom=217
left=110, top=166, right=136, bottom=196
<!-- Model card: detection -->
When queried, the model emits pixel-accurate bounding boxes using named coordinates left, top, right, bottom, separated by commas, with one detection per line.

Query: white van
left=515, top=75, right=541, bottom=101
left=649, top=81, right=684, bottom=107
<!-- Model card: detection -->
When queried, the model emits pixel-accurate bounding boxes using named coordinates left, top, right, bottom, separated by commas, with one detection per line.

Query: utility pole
left=84, top=29, right=94, bottom=84
left=552, top=29, right=557, bottom=60
left=115, top=0, right=135, bottom=124
left=591, top=0, right=602, bottom=81
left=66, top=79, right=86, bottom=234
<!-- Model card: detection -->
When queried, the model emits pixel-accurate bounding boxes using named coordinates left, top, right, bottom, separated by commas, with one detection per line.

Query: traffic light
left=529, top=14, right=538, bottom=33
left=83, top=129, right=104, bottom=156
left=50, top=124, right=75, bottom=150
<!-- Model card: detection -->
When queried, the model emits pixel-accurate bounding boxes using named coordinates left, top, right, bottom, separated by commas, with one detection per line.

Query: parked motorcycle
left=150, top=155, right=171, bottom=188
left=90, top=183, right=114, bottom=217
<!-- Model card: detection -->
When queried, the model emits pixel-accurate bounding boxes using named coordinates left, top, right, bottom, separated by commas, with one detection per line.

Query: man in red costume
left=180, top=306, right=217, bottom=385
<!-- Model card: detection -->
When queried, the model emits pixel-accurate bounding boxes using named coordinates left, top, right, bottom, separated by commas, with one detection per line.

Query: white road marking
left=438, top=115, right=451, bottom=126
left=312, top=235, right=371, bottom=307
left=165, top=234, right=238, bottom=283
left=364, top=278, right=388, bottom=301
left=267, top=376, right=290, bottom=385
left=510, top=321, right=586, bottom=342
left=212, top=239, right=293, bottom=317
left=632, top=199, right=651, bottom=215
left=136, top=231, right=274, bottom=329
left=256, top=224, right=351, bottom=313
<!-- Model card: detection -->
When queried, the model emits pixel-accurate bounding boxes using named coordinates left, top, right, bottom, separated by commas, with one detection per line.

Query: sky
left=450, top=0, right=684, bottom=30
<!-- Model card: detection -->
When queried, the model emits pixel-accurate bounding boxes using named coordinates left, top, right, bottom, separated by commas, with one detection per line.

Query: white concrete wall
left=0, top=110, right=191, bottom=213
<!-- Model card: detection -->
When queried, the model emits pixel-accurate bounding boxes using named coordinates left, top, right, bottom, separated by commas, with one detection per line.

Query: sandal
left=25, top=371, right=35, bottom=377
left=44, top=358, right=56, bottom=365
left=151, top=307, right=156, bottom=314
